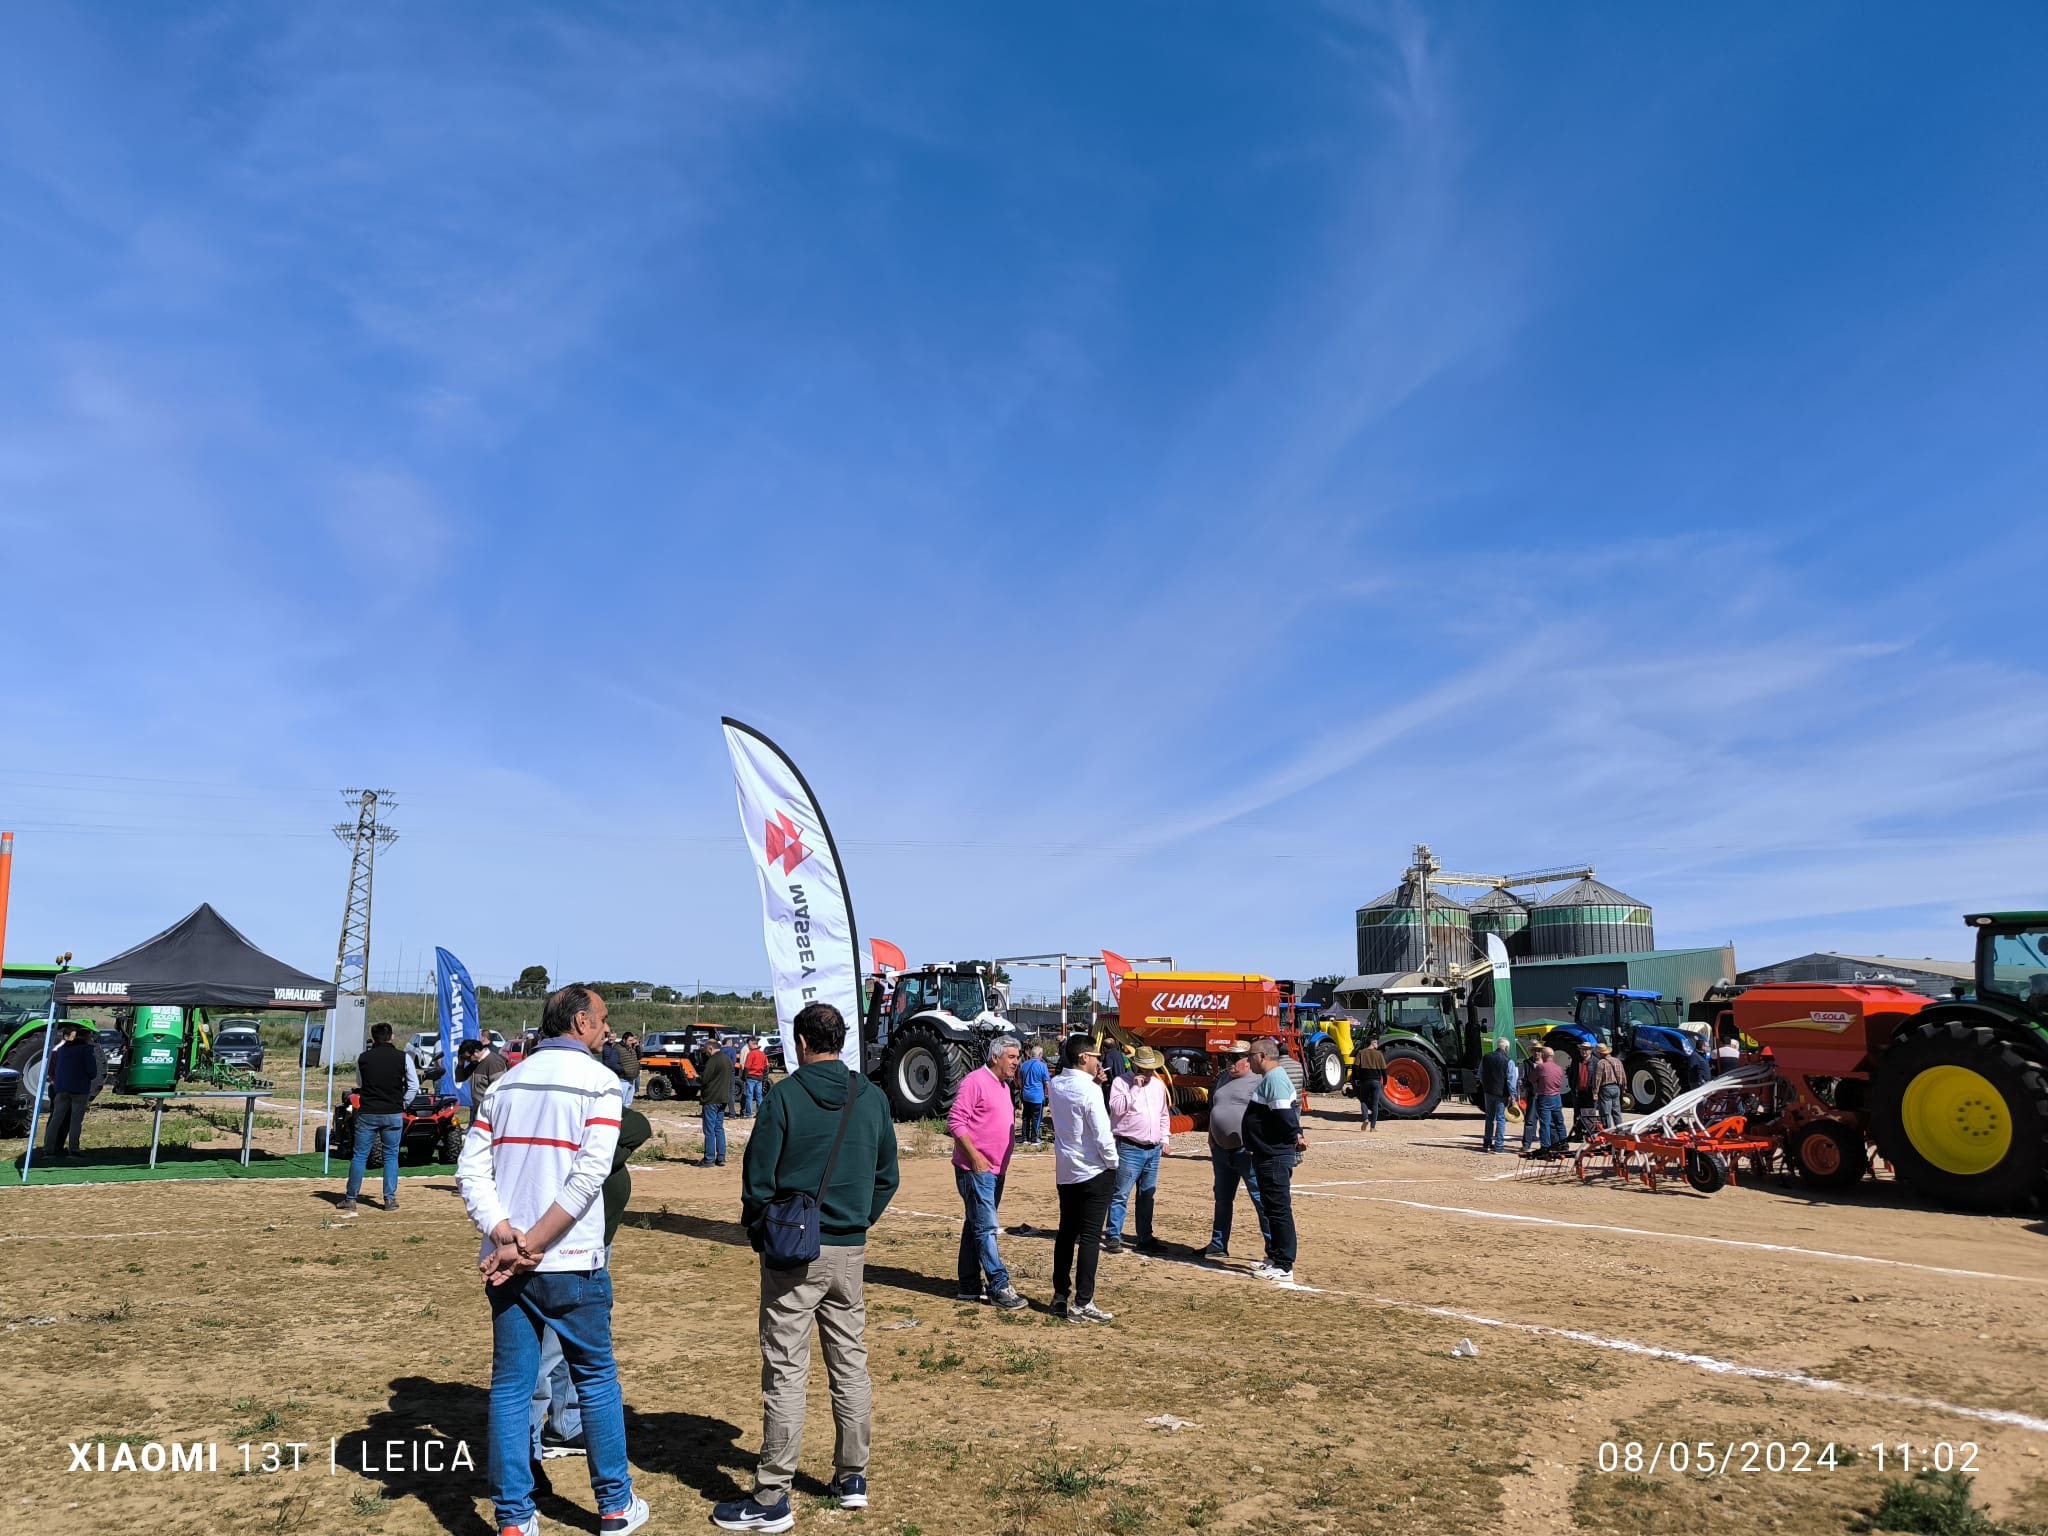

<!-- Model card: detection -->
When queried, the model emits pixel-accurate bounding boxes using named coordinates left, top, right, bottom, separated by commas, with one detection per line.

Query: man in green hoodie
left=717, top=1002, right=899, bottom=1534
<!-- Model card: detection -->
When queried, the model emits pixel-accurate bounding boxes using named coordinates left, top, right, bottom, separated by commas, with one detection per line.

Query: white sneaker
left=1250, top=1262, right=1278, bottom=1278
left=600, top=1494, right=650, bottom=1535
left=1267, top=1268, right=1295, bottom=1284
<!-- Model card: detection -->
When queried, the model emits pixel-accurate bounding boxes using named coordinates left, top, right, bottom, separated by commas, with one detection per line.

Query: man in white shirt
left=1048, top=1034, right=1119, bottom=1322
left=457, top=984, right=648, bottom=1536
left=1102, top=1045, right=1171, bottom=1255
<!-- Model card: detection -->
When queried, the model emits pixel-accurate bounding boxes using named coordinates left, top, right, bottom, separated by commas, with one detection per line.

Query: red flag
left=1101, top=948, right=1133, bottom=979
left=870, top=937, right=907, bottom=972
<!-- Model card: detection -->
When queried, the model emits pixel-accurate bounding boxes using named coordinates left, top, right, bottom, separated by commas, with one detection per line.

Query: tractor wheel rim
left=901, top=1052, right=938, bottom=1098
left=1901, top=1065, right=2013, bottom=1176
left=1383, top=1059, right=1430, bottom=1108
left=1803, top=1135, right=1841, bottom=1176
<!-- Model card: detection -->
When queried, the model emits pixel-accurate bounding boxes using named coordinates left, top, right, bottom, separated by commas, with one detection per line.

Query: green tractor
left=1, top=960, right=95, bottom=1123
left=1865, top=912, right=2048, bottom=1211
left=1330, top=971, right=1487, bottom=1118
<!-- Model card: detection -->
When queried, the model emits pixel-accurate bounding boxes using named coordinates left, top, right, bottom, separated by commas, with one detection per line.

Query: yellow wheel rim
left=1901, top=1065, right=2013, bottom=1176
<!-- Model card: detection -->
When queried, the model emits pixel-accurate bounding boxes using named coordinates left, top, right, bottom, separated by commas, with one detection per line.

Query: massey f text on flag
left=722, top=719, right=864, bottom=1070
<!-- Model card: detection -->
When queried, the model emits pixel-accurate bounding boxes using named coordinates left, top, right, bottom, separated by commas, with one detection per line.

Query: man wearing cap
left=1101, top=1045, right=1170, bottom=1255
left=1201, top=1040, right=1270, bottom=1260
left=1591, top=1043, right=1628, bottom=1130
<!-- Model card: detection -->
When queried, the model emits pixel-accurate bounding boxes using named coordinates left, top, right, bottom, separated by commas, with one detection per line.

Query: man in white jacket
left=457, top=984, right=648, bottom=1536
left=1047, top=1033, right=1120, bottom=1323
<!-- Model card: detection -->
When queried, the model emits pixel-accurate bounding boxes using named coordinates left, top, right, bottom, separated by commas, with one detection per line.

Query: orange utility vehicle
left=1111, top=971, right=1319, bottom=1132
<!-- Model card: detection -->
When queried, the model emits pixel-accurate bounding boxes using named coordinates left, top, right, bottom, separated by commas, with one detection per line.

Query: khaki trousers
left=756, top=1243, right=870, bottom=1498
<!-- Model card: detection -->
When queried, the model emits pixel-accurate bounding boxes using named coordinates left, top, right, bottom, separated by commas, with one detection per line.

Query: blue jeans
left=1208, top=1145, right=1269, bottom=1252
left=744, top=1077, right=765, bottom=1116
left=1482, top=1093, right=1509, bottom=1151
left=618, top=1078, right=636, bottom=1109
left=702, top=1101, right=726, bottom=1162
left=1022, top=1100, right=1045, bottom=1144
left=1106, top=1141, right=1161, bottom=1242
left=954, top=1168, right=1010, bottom=1294
left=1599, top=1083, right=1625, bottom=1129
left=528, top=1325, right=581, bottom=1457
left=487, top=1268, right=630, bottom=1526
left=1359, top=1079, right=1385, bottom=1127
left=1536, top=1093, right=1567, bottom=1150
left=346, top=1112, right=403, bottom=1202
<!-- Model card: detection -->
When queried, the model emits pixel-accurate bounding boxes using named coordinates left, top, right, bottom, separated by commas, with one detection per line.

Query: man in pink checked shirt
left=1101, top=1045, right=1170, bottom=1255
left=948, top=1034, right=1029, bottom=1310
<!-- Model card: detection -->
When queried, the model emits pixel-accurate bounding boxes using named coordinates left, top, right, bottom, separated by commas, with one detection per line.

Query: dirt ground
left=4, top=1092, right=2047, bottom=1536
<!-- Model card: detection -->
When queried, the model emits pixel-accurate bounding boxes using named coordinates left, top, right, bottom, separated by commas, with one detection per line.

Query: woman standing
left=1048, top=1033, right=1119, bottom=1323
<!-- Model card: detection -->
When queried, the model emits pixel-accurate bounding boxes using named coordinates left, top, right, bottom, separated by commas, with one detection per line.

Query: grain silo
left=1356, top=885, right=1470, bottom=974
left=1528, top=877, right=1654, bottom=959
left=1467, top=887, right=1532, bottom=961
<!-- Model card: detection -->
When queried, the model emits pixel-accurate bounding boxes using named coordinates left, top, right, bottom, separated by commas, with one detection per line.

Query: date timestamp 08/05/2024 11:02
left=1597, top=1441, right=1982, bottom=1476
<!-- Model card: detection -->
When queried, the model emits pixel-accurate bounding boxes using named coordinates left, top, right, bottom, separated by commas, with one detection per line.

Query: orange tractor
left=1110, top=971, right=1324, bottom=1132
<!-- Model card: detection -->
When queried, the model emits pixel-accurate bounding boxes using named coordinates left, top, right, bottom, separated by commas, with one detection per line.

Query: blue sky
left=4, top=2, right=2044, bottom=996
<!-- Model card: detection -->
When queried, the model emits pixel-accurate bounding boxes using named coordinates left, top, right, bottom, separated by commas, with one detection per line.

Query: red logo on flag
left=764, top=811, right=810, bottom=875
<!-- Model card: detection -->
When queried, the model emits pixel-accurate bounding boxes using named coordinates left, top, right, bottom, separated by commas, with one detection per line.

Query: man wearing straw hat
left=1101, top=1045, right=1170, bottom=1255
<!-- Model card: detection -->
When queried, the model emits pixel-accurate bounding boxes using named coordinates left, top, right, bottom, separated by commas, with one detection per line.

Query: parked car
left=96, top=1026, right=127, bottom=1077
left=301, top=1022, right=325, bottom=1065
left=212, top=1021, right=266, bottom=1072
left=484, top=1030, right=509, bottom=1051
left=407, top=1031, right=443, bottom=1077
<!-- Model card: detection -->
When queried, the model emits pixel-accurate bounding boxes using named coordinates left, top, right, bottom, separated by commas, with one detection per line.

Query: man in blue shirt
left=44, top=1023, right=100, bottom=1159
left=1018, top=1043, right=1051, bottom=1146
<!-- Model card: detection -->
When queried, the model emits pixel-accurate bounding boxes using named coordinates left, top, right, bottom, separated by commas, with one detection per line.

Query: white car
left=407, top=1032, right=443, bottom=1075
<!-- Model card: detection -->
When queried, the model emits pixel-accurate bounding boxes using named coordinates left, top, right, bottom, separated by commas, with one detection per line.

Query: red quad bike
left=318, top=1090, right=466, bottom=1166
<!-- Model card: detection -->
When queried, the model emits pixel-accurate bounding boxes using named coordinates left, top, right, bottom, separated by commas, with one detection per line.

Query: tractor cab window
left=1981, top=928, right=2048, bottom=1009
left=1618, top=998, right=1663, bottom=1033
left=1385, top=994, right=1452, bottom=1043
left=893, top=977, right=931, bottom=1018
left=939, top=974, right=987, bottom=1019
left=1576, top=993, right=1619, bottom=1046
left=0, top=975, right=56, bottom=1030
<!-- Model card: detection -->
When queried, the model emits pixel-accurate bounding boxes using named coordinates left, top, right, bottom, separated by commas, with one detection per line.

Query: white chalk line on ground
left=874, top=1203, right=2048, bottom=1436
left=1292, top=1190, right=2046, bottom=1287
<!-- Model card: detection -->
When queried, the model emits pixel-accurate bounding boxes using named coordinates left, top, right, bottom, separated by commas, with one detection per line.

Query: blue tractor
left=1518, top=988, right=1711, bottom=1112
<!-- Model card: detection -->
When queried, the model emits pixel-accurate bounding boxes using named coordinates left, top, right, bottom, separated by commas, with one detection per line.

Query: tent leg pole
left=20, top=1015, right=52, bottom=1184
left=296, top=1012, right=309, bottom=1154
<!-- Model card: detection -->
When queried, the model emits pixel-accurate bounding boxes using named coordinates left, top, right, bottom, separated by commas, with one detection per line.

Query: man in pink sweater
left=948, top=1035, right=1026, bottom=1310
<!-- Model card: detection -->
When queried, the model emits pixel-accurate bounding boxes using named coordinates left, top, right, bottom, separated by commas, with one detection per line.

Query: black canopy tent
left=53, top=903, right=335, bottom=1012
left=33, top=904, right=338, bottom=1178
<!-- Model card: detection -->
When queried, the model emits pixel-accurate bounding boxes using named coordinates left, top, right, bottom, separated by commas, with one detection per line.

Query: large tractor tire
left=880, top=1026, right=965, bottom=1121
left=3, top=1035, right=47, bottom=1107
left=1307, top=1038, right=1345, bottom=1095
left=1790, top=1121, right=1869, bottom=1190
left=1279, top=1053, right=1308, bottom=1102
left=644, top=1073, right=675, bottom=1102
left=1870, top=1021, right=2048, bottom=1212
left=1378, top=1043, right=1444, bottom=1119
left=1624, top=1053, right=1683, bottom=1112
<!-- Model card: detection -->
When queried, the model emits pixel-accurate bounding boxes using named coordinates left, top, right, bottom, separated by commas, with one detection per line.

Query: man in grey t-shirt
left=1201, top=1042, right=1271, bottom=1260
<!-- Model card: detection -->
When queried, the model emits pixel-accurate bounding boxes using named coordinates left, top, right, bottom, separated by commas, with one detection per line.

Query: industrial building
left=1737, top=952, right=1972, bottom=1000
left=1502, top=945, right=1738, bottom=1025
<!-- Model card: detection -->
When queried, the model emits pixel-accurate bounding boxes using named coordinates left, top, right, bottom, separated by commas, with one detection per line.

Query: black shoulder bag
left=762, top=1077, right=861, bottom=1270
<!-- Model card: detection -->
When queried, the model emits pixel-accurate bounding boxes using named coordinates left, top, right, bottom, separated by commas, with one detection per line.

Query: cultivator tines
left=1573, top=1061, right=1784, bottom=1194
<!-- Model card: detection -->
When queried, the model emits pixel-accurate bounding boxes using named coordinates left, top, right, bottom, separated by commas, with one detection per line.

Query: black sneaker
left=828, top=1473, right=868, bottom=1509
left=954, top=1289, right=987, bottom=1304
left=989, top=1286, right=1029, bottom=1311
left=1135, top=1235, right=1164, bottom=1253
left=1100, top=1237, right=1125, bottom=1255
left=1200, top=1244, right=1227, bottom=1259
left=1050, top=1296, right=1070, bottom=1318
